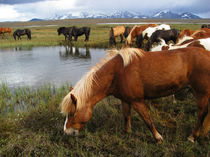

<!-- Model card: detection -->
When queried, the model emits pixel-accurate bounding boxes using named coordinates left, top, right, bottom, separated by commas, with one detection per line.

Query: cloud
left=0, top=0, right=48, bottom=5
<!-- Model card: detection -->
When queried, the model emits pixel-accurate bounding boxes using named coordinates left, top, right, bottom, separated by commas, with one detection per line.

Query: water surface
left=0, top=46, right=106, bottom=88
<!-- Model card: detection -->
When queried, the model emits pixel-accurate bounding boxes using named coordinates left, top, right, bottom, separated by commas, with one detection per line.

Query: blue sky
left=0, top=0, right=209, bottom=22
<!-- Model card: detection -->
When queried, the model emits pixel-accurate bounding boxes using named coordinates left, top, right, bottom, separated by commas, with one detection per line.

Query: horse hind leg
left=188, top=94, right=209, bottom=142
left=202, top=104, right=210, bottom=136
left=122, top=101, right=131, bottom=133
left=132, top=101, right=163, bottom=143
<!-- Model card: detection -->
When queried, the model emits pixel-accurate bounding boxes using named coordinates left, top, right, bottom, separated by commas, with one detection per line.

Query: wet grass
left=0, top=84, right=209, bottom=157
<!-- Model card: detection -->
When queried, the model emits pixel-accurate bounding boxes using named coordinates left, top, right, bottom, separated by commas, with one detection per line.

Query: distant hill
left=29, top=18, right=45, bottom=21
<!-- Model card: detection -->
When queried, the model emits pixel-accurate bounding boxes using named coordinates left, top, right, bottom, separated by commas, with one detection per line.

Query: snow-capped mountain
left=45, top=10, right=201, bottom=21
left=152, top=10, right=201, bottom=19
left=50, top=11, right=149, bottom=20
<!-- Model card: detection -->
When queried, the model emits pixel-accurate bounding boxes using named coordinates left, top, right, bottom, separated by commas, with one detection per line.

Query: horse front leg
left=122, top=101, right=131, bottom=133
left=188, top=94, right=209, bottom=143
left=120, top=35, right=123, bottom=43
left=132, top=101, right=163, bottom=143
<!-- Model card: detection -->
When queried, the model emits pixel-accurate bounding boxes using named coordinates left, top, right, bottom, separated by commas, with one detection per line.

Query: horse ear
left=71, top=94, right=77, bottom=106
left=69, top=86, right=73, bottom=92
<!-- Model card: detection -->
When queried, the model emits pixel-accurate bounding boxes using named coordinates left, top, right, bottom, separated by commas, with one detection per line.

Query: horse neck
left=78, top=54, right=121, bottom=109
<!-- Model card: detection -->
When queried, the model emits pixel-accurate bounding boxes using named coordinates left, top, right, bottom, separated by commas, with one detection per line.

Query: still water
left=0, top=46, right=106, bottom=88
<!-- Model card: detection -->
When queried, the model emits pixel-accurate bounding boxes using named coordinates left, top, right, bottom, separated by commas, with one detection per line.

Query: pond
left=0, top=46, right=106, bottom=88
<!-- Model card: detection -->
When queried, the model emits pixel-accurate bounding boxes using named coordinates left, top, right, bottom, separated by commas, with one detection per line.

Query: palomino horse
left=60, top=47, right=210, bottom=143
left=0, top=27, right=12, bottom=37
left=109, top=26, right=125, bottom=46
left=126, top=24, right=158, bottom=45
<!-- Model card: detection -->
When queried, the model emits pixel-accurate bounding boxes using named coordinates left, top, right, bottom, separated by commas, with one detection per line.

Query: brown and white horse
left=60, top=47, right=210, bottom=143
left=126, top=24, right=158, bottom=45
left=151, top=38, right=210, bottom=51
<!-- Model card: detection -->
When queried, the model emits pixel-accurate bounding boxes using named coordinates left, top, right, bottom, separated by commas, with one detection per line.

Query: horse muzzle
left=64, top=128, right=79, bottom=136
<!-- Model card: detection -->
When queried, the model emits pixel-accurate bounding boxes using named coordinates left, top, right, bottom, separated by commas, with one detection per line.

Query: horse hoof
left=187, top=135, right=195, bottom=143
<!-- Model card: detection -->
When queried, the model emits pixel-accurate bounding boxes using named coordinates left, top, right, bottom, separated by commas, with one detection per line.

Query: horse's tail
left=202, top=103, right=210, bottom=136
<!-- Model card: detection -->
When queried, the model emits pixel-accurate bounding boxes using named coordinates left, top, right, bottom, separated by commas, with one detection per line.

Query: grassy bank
left=0, top=19, right=206, bottom=49
left=0, top=84, right=209, bottom=157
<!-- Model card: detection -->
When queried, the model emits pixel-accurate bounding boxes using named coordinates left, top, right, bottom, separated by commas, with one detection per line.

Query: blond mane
left=60, top=48, right=144, bottom=114
left=126, top=25, right=138, bottom=44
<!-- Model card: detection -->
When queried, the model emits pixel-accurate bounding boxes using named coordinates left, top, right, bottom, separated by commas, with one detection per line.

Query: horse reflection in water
left=60, top=47, right=210, bottom=143
left=59, top=45, right=90, bottom=59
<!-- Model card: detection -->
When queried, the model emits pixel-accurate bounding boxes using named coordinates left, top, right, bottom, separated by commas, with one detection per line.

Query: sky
left=0, top=0, right=209, bottom=22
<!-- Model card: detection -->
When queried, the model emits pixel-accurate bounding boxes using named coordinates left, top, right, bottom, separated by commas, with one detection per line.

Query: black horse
left=201, top=24, right=210, bottom=28
left=145, top=29, right=180, bottom=51
left=68, top=26, right=90, bottom=41
left=57, top=27, right=73, bottom=40
left=13, top=29, right=31, bottom=40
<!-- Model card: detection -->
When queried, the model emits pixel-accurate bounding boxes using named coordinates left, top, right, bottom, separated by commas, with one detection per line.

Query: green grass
left=0, top=21, right=205, bottom=49
left=0, top=84, right=209, bottom=157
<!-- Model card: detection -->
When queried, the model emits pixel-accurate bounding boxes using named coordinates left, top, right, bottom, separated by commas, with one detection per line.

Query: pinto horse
left=136, top=24, right=171, bottom=49
left=126, top=24, right=158, bottom=45
left=145, top=29, right=180, bottom=51
left=60, top=47, right=210, bottom=143
left=109, top=26, right=125, bottom=46
left=0, top=27, right=12, bottom=37
left=69, top=26, right=91, bottom=42
left=13, top=29, right=31, bottom=40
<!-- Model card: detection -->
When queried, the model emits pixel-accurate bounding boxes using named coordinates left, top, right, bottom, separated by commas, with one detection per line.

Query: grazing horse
left=176, top=28, right=210, bottom=44
left=13, top=29, right=31, bottom=40
left=201, top=24, right=210, bottom=28
left=57, top=27, right=73, bottom=40
left=0, top=27, right=12, bottom=37
left=136, top=24, right=171, bottom=48
left=126, top=24, right=158, bottom=45
left=145, top=29, right=180, bottom=51
left=123, top=26, right=132, bottom=38
left=60, top=47, right=210, bottom=143
left=151, top=38, right=210, bottom=51
left=109, top=26, right=125, bottom=46
left=69, top=26, right=91, bottom=42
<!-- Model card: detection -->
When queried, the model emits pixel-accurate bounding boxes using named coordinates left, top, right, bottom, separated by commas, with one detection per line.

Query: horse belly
left=141, top=58, right=190, bottom=98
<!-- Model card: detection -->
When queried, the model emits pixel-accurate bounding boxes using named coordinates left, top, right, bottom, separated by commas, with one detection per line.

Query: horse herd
left=108, top=24, right=210, bottom=52
left=60, top=23, right=210, bottom=144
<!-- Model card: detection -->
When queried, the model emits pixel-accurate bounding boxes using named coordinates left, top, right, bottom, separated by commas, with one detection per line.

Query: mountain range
left=30, top=10, right=201, bottom=21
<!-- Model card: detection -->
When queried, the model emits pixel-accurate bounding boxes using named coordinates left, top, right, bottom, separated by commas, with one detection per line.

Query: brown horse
left=109, top=26, right=125, bottom=46
left=176, top=28, right=210, bottom=44
left=0, top=27, right=12, bottom=37
left=126, top=24, right=158, bottom=45
left=60, top=47, right=210, bottom=143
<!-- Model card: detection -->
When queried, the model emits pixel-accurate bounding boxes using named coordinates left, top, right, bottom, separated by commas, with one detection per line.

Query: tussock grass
left=0, top=84, right=209, bottom=157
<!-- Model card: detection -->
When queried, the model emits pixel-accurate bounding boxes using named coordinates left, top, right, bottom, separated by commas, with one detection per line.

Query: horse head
left=61, top=87, right=93, bottom=136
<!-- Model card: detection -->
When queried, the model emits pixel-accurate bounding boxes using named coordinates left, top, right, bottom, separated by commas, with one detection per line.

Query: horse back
left=115, top=47, right=210, bottom=99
